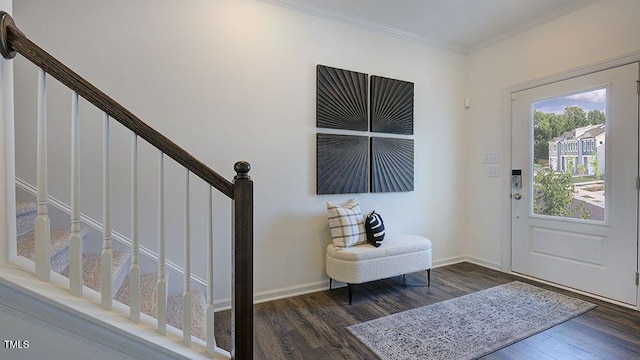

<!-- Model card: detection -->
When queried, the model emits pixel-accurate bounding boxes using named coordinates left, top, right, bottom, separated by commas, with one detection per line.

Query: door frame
left=501, top=50, right=640, bottom=310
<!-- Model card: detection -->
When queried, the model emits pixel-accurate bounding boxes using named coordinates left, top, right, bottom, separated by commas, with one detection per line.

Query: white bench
left=326, top=234, right=432, bottom=304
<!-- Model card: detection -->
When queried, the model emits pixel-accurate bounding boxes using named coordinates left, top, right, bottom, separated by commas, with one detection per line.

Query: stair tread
left=60, top=250, right=131, bottom=294
left=167, top=288, right=207, bottom=340
left=17, top=228, right=72, bottom=261
left=16, top=202, right=36, bottom=217
left=16, top=202, right=37, bottom=236
left=116, top=272, right=159, bottom=317
left=116, top=272, right=207, bottom=340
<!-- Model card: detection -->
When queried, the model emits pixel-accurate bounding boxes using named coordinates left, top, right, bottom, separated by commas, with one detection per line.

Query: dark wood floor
left=214, top=262, right=640, bottom=359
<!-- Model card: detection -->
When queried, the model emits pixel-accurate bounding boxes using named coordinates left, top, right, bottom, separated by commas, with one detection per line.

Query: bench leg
left=348, top=284, right=353, bottom=305
left=427, top=269, right=431, bottom=287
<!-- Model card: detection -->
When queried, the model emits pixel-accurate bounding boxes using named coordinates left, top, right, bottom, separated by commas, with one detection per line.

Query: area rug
left=347, top=281, right=596, bottom=360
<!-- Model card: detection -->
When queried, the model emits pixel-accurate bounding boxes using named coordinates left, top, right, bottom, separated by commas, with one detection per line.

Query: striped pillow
left=365, top=210, right=385, bottom=247
left=327, top=199, right=367, bottom=248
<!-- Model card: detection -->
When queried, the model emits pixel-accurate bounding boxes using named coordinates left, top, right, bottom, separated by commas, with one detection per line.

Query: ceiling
left=259, top=0, right=599, bottom=54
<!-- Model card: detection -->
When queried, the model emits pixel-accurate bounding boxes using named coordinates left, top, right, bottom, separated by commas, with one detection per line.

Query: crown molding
left=469, top=0, right=601, bottom=54
left=259, top=0, right=600, bottom=56
left=258, top=0, right=468, bottom=55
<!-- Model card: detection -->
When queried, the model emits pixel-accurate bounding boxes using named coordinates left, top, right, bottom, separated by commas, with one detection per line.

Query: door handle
left=512, top=193, right=522, bottom=200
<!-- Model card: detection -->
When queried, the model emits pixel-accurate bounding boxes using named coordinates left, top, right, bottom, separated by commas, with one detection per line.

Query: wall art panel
left=317, top=65, right=368, bottom=131
left=371, top=137, right=414, bottom=192
left=370, top=76, right=414, bottom=135
left=317, top=133, right=369, bottom=194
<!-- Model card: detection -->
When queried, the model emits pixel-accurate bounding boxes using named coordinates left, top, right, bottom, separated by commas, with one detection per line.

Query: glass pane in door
left=532, top=88, right=606, bottom=221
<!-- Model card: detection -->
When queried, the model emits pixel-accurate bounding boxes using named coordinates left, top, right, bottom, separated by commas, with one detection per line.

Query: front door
left=511, top=62, right=639, bottom=305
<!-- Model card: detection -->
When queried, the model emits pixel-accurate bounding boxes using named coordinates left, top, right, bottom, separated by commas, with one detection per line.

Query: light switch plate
left=483, top=153, right=500, bottom=163
left=487, top=167, right=500, bottom=177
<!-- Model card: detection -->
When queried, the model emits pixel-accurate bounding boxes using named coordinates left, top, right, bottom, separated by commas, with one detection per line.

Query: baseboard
left=432, top=256, right=467, bottom=268
left=462, top=256, right=503, bottom=271
left=432, top=255, right=502, bottom=271
left=250, top=257, right=506, bottom=305
left=254, top=280, right=328, bottom=304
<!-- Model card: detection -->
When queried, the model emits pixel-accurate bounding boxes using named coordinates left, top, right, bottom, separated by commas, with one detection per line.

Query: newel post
left=232, top=161, right=253, bottom=360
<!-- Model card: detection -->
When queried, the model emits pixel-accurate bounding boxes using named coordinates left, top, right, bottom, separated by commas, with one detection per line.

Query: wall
left=13, top=0, right=467, bottom=301
left=466, top=0, right=640, bottom=268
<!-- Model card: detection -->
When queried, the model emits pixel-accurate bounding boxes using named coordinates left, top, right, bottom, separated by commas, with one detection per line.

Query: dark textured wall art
left=370, top=76, right=414, bottom=135
left=317, top=65, right=368, bottom=131
left=315, top=65, right=415, bottom=194
left=371, top=137, right=414, bottom=193
left=317, top=133, right=369, bottom=194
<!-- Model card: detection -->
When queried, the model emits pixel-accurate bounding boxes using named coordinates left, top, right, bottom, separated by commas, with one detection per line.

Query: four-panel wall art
left=316, top=64, right=414, bottom=194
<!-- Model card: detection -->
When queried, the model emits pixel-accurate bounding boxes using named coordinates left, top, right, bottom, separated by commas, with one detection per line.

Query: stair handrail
left=0, top=11, right=253, bottom=359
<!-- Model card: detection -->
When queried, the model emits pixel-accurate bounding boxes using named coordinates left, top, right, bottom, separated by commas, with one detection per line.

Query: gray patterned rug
left=347, top=281, right=596, bottom=360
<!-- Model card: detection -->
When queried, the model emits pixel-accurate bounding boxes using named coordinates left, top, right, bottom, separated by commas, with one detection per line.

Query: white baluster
left=69, top=91, right=82, bottom=296
left=101, top=113, right=113, bottom=310
left=129, top=133, right=140, bottom=323
left=183, top=169, right=191, bottom=346
left=157, top=153, right=167, bottom=335
left=35, top=69, right=50, bottom=281
left=206, top=186, right=216, bottom=355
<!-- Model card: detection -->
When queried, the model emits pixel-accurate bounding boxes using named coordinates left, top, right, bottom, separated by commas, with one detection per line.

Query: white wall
left=13, top=0, right=467, bottom=301
left=466, top=0, right=640, bottom=267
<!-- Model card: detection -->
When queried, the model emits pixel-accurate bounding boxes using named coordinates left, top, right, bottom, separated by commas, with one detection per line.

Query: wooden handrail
left=0, top=11, right=234, bottom=199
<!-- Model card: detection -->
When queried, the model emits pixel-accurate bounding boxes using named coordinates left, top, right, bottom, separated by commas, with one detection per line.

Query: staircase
left=16, top=201, right=209, bottom=340
left=0, top=10, right=253, bottom=360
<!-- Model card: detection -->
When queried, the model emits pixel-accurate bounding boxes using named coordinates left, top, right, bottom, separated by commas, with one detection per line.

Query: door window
left=532, top=88, right=606, bottom=222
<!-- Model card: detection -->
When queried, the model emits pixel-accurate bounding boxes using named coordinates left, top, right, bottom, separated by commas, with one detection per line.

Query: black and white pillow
left=365, top=210, right=385, bottom=247
left=326, top=199, right=367, bottom=248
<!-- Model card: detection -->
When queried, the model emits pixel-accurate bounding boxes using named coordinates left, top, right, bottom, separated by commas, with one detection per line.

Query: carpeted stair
left=167, top=288, right=207, bottom=340
left=16, top=201, right=37, bottom=236
left=116, top=272, right=160, bottom=317
left=17, top=202, right=78, bottom=273
left=59, top=250, right=131, bottom=295
left=115, top=273, right=207, bottom=340
left=15, top=201, right=207, bottom=341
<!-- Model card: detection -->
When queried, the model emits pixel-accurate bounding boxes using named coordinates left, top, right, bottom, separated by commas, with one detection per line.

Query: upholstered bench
left=326, top=234, right=432, bottom=304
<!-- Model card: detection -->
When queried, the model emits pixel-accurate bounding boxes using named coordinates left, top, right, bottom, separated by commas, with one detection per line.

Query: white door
left=511, top=62, right=639, bottom=306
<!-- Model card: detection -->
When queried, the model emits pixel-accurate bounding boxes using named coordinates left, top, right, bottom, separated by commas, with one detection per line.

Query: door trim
left=501, top=50, right=640, bottom=310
